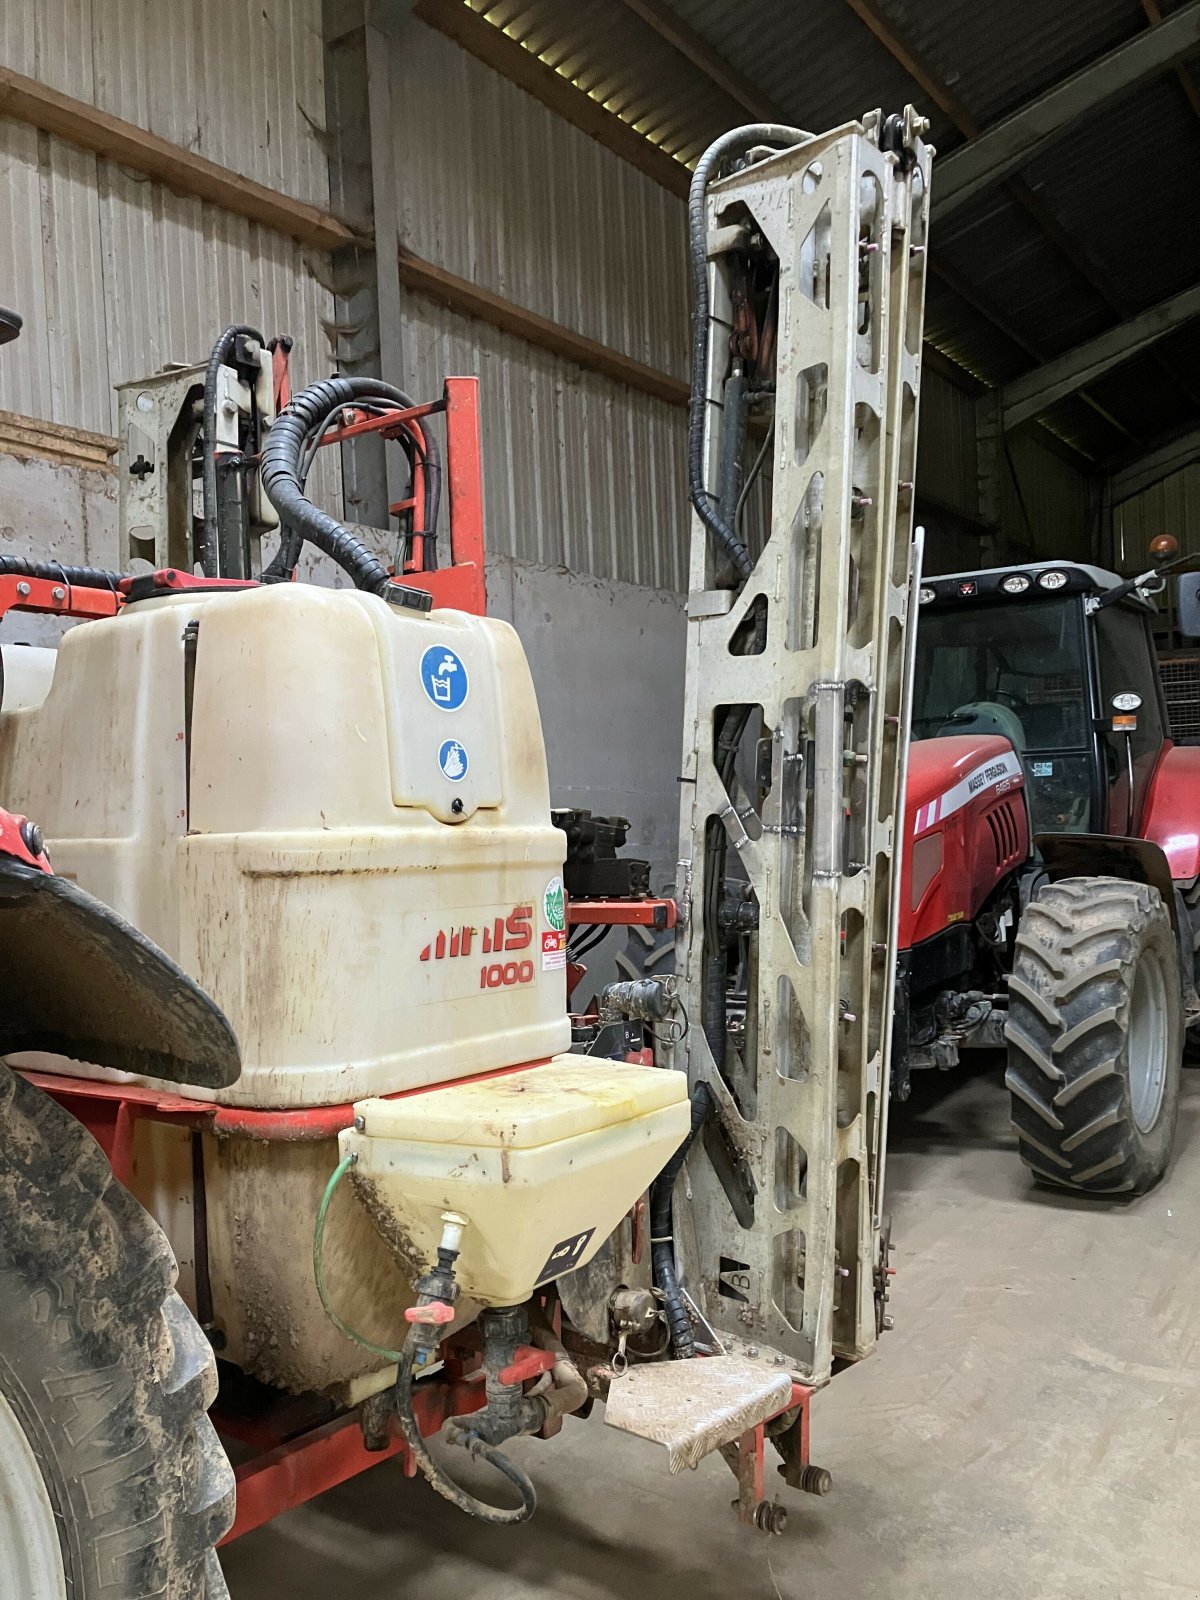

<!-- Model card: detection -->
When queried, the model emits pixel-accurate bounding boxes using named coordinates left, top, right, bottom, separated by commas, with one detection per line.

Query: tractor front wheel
left=0, top=1065, right=235, bottom=1597
left=1005, top=876, right=1181, bottom=1195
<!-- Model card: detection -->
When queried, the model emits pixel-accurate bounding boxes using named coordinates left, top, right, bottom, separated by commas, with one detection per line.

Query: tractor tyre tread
left=0, top=1063, right=234, bottom=1598
left=1004, top=876, right=1181, bottom=1196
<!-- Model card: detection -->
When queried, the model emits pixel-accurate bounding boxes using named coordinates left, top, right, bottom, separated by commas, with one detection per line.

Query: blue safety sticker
left=420, top=644, right=469, bottom=711
left=438, top=739, right=469, bottom=782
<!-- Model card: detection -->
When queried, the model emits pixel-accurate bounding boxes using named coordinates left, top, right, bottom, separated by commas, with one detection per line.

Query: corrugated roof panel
left=664, top=0, right=962, bottom=146
left=879, top=0, right=1144, bottom=128
left=934, top=189, right=1115, bottom=358
left=472, top=0, right=735, bottom=162
left=1017, top=76, right=1200, bottom=312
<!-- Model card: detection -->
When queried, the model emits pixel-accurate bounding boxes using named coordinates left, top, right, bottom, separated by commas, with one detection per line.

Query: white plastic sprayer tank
left=0, top=582, right=572, bottom=1107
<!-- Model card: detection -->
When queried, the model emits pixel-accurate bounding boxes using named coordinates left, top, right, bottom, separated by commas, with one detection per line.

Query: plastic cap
left=404, top=1301, right=455, bottom=1326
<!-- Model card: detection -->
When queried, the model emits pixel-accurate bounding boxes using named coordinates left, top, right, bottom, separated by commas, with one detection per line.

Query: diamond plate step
left=603, top=1357, right=793, bottom=1474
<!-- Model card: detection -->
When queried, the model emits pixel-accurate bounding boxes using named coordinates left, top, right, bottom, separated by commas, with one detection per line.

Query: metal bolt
left=451, top=797, right=464, bottom=815
left=353, top=1115, right=365, bottom=1133
left=15, top=581, right=29, bottom=597
left=882, top=1314, right=894, bottom=1331
left=745, top=1344, right=758, bottom=1357
left=19, top=819, right=43, bottom=857
left=910, top=244, right=926, bottom=257
left=51, top=586, right=65, bottom=602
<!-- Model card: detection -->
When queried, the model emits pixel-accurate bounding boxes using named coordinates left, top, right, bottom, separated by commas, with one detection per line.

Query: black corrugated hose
left=202, top=324, right=266, bottom=577
left=260, top=376, right=440, bottom=590
left=687, top=125, right=808, bottom=585
left=651, top=1080, right=714, bottom=1359
left=0, top=556, right=123, bottom=590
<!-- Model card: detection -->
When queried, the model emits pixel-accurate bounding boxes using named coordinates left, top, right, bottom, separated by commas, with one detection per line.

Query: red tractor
left=894, top=547, right=1200, bottom=1196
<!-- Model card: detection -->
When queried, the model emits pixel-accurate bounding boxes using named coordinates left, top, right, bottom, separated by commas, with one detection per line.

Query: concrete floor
left=221, top=1060, right=1200, bottom=1599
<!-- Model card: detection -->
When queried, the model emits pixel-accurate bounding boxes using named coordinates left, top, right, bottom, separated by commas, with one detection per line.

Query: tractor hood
left=900, top=734, right=1029, bottom=954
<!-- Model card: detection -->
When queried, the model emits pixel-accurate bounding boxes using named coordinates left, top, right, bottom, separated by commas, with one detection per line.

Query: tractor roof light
left=1037, top=569, right=1068, bottom=590
left=1001, top=573, right=1030, bottom=594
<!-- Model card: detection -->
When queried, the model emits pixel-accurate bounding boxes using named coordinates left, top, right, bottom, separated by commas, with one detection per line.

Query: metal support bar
left=1003, top=282, right=1200, bottom=430
left=322, top=2, right=414, bottom=528
left=933, top=0, right=1200, bottom=217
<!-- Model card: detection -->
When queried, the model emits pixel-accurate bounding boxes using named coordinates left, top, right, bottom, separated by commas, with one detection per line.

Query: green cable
left=313, top=1153, right=408, bottom=1364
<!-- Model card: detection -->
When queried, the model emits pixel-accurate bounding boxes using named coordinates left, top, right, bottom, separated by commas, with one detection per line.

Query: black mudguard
left=0, top=857, right=239, bottom=1089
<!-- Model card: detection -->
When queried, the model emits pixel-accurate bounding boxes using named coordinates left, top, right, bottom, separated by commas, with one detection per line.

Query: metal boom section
left=672, top=112, right=932, bottom=1383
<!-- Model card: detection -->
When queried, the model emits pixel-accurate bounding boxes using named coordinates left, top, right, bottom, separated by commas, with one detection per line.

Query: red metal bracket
left=0, top=573, right=121, bottom=626
left=314, top=377, right=486, bottom=617
left=567, top=897, right=677, bottom=930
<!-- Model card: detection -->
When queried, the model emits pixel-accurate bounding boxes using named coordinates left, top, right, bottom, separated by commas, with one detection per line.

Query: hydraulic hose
left=687, top=125, right=808, bottom=585
left=650, top=1080, right=714, bottom=1359
left=202, top=324, right=265, bottom=577
left=0, top=556, right=123, bottom=591
left=261, top=376, right=440, bottom=592
left=396, top=1330, right=537, bottom=1525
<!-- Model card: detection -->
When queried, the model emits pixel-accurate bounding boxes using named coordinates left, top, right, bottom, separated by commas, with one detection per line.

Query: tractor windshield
left=911, top=596, right=1091, bottom=835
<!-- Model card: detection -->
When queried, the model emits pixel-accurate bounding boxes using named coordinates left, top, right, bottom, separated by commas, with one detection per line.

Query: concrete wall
left=486, top=554, right=686, bottom=895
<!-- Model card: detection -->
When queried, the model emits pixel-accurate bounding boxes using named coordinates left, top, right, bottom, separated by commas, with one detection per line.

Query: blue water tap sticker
left=438, top=739, right=469, bottom=782
left=420, top=644, right=469, bottom=711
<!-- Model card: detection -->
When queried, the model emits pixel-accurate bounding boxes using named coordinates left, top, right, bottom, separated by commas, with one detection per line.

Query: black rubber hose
left=687, top=125, right=808, bottom=585
left=396, top=1333, right=536, bottom=1525
left=0, top=555, right=123, bottom=591
left=651, top=1080, right=714, bottom=1359
left=202, top=325, right=265, bottom=577
left=261, top=377, right=440, bottom=592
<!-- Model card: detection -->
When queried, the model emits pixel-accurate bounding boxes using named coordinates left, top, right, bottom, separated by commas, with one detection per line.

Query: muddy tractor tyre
left=1005, top=876, right=1182, bottom=1196
left=0, top=1064, right=235, bottom=1598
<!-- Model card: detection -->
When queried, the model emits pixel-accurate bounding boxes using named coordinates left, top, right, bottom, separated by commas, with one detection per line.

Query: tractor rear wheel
left=1005, top=876, right=1181, bottom=1195
left=0, top=1064, right=235, bottom=1597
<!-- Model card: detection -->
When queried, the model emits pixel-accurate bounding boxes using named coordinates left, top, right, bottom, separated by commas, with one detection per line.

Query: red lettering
left=505, top=906, right=533, bottom=951
left=479, top=960, right=536, bottom=989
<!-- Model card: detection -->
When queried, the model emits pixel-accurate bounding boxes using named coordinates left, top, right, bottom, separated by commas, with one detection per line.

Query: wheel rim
left=0, top=1387, right=68, bottom=1599
left=1129, top=946, right=1170, bottom=1135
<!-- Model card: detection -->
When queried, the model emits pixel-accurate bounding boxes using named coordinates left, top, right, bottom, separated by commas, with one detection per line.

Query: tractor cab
left=911, top=560, right=1167, bottom=842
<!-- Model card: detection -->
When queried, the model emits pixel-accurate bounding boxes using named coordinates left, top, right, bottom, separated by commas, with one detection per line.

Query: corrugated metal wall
left=1115, top=464, right=1200, bottom=570
left=0, top=0, right=337, bottom=508
left=390, top=22, right=691, bottom=589
left=1001, top=432, right=1097, bottom=565
left=916, top=368, right=979, bottom=521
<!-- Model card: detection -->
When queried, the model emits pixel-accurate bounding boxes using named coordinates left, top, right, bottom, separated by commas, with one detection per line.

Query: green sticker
left=543, top=876, right=565, bottom=933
